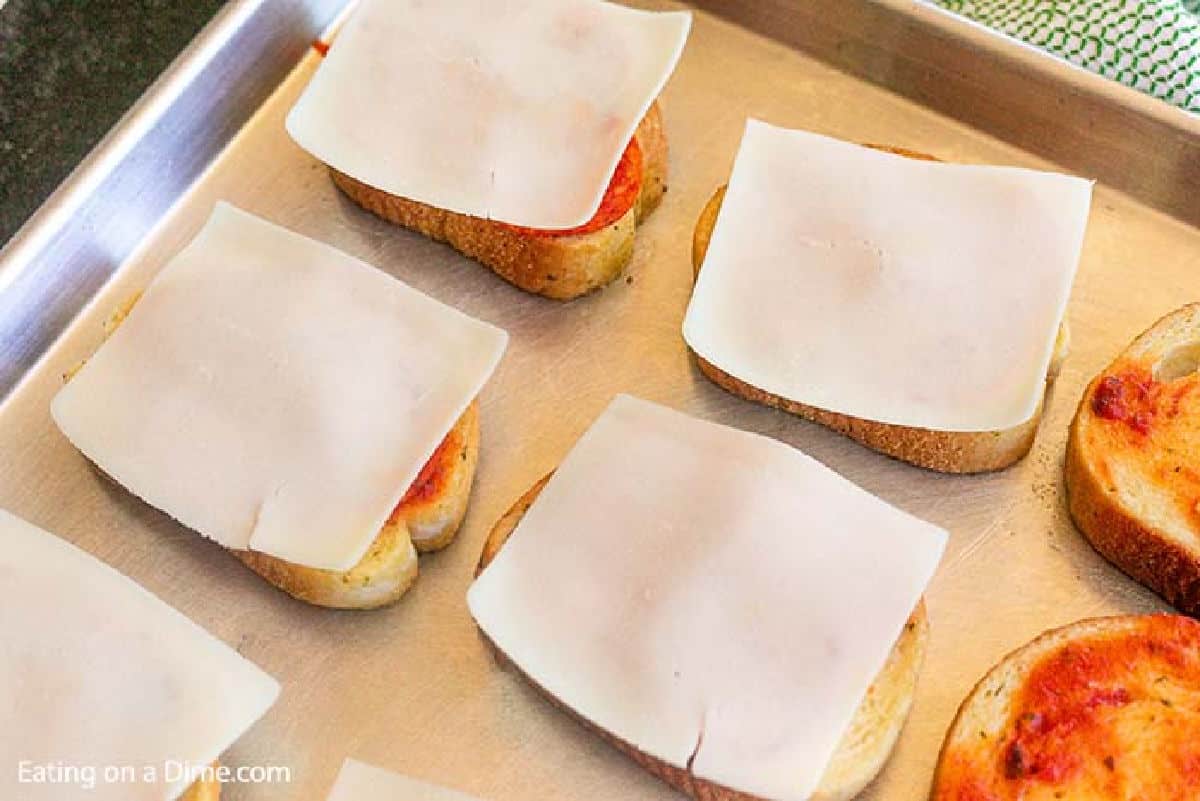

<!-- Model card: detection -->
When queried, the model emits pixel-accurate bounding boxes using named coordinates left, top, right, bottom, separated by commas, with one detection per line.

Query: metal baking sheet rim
left=1, top=2, right=1198, bottom=801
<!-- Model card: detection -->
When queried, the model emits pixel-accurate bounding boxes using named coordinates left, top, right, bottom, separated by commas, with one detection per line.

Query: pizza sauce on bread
left=391, top=426, right=461, bottom=516
left=935, top=615, right=1200, bottom=800
left=1085, top=361, right=1200, bottom=529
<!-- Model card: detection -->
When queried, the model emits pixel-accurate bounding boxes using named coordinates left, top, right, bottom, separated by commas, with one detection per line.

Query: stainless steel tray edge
left=691, top=0, right=1200, bottom=229
left=0, top=0, right=348, bottom=401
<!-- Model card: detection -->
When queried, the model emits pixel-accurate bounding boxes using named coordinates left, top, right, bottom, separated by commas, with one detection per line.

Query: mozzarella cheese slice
left=286, top=0, right=691, bottom=229
left=52, top=203, right=507, bottom=571
left=0, top=509, right=279, bottom=801
left=683, top=119, right=1093, bottom=433
left=325, top=760, right=482, bottom=801
left=468, top=395, right=946, bottom=801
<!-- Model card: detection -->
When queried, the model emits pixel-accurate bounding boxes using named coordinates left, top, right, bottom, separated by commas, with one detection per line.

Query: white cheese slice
left=286, top=0, right=691, bottom=229
left=52, top=203, right=507, bottom=571
left=467, top=395, right=946, bottom=801
left=0, top=509, right=279, bottom=801
left=325, top=759, right=482, bottom=801
left=682, top=119, right=1093, bottom=433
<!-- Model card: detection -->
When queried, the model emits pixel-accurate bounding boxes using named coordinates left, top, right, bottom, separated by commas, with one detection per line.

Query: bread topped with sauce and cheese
left=475, top=473, right=931, bottom=801
left=64, top=293, right=482, bottom=611
left=688, top=144, right=1072, bottom=475
left=331, top=103, right=669, bottom=300
left=467, top=396, right=945, bottom=801
left=932, top=614, right=1200, bottom=800
left=287, top=0, right=691, bottom=301
left=1066, top=303, right=1200, bottom=613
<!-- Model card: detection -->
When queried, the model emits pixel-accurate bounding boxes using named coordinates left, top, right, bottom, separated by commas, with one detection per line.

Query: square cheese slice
left=326, top=759, right=482, bottom=801
left=467, top=395, right=947, bottom=801
left=52, top=203, right=507, bottom=571
left=683, top=119, right=1093, bottom=433
left=286, top=0, right=691, bottom=229
left=0, top=509, right=279, bottom=801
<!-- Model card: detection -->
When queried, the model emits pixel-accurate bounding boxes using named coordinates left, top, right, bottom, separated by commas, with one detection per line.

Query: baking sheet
left=2, top=2, right=1199, bottom=799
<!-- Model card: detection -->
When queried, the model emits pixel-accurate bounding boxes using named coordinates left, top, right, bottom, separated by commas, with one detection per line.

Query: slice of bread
left=931, top=614, right=1200, bottom=799
left=1066, top=303, right=1200, bottom=613
left=688, top=146, right=1069, bottom=474
left=330, top=102, right=669, bottom=300
left=70, top=298, right=480, bottom=610
left=475, top=475, right=929, bottom=801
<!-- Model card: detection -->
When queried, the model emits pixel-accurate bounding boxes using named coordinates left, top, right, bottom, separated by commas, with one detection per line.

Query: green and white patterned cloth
left=932, top=0, right=1200, bottom=113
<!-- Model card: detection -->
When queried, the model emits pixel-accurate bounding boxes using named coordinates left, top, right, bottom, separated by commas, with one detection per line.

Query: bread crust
left=1065, top=303, right=1200, bottom=614
left=688, top=149, right=1065, bottom=474
left=331, top=102, right=669, bottom=300
left=475, top=476, right=929, bottom=801
left=930, top=614, right=1200, bottom=800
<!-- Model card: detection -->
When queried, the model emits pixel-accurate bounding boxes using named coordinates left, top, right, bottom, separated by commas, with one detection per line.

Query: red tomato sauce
left=1089, top=364, right=1200, bottom=525
left=1092, top=368, right=1199, bottom=436
left=1002, top=617, right=1200, bottom=789
left=935, top=616, right=1200, bottom=800
left=391, top=433, right=456, bottom=517
left=1092, top=371, right=1155, bottom=433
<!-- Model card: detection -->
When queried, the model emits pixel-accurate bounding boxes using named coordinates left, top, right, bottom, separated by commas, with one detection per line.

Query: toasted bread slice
left=330, top=102, right=668, bottom=300
left=1066, top=303, right=1200, bottom=613
left=476, top=475, right=929, bottom=801
left=931, top=614, right=1200, bottom=800
left=688, top=146, right=1069, bottom=474
left=69, top=298, right=480, bottom=610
